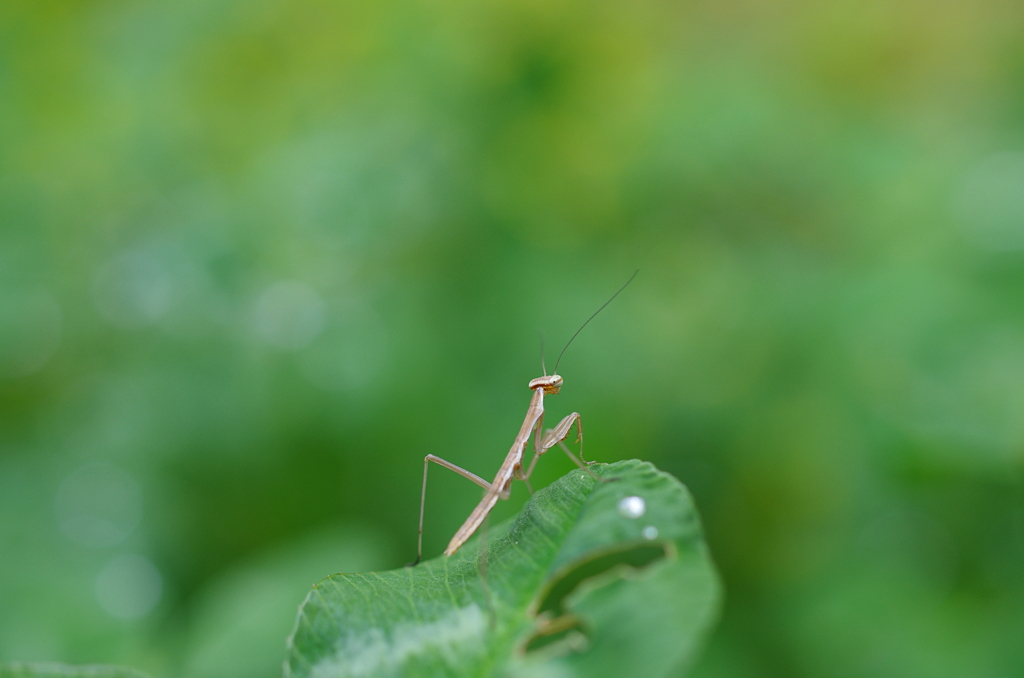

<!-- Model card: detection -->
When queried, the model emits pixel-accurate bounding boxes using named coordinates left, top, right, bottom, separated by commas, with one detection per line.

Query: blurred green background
left=2, top=0, right=1024, bottom=676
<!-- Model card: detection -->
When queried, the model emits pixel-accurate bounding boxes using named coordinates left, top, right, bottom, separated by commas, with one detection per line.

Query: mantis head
left=529, top=374, right=563, bottom=394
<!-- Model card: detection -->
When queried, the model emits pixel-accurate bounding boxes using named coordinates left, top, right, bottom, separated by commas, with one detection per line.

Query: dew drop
left=617, top=496, right=646, bottom=519
left=642, top=525, right=659, bottom=540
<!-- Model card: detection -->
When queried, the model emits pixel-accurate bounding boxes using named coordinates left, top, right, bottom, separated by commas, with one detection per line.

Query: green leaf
left=285, top=459, right=721, bottom=678
left=0, top=664, right=152, bottom=678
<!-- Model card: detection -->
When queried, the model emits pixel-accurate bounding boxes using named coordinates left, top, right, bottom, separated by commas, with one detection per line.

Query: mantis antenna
left=552, top=269, right=638, bottom=374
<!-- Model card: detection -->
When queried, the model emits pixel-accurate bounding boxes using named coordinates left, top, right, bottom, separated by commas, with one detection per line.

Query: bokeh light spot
left=94, top=553, right=163, bottom=620
left=953, top=151, right=1024, bottom=251
left=253, top=280, right=326, bottom=350
left=93, top=246, right=175, bottom=328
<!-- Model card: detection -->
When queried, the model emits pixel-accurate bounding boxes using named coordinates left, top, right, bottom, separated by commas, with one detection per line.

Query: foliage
left=286, top=460, right=719, bottom=678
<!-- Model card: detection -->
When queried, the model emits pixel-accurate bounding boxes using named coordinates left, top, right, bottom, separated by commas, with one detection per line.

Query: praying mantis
left=413, top=272, right=636, bottom=564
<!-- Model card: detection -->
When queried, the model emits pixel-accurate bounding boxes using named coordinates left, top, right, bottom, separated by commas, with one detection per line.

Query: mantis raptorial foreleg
left=521, top=412, right=594, bottom=483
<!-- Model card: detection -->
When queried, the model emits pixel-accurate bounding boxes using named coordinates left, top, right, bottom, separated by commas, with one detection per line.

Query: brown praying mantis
left=413, top=271, right=636, bottom=564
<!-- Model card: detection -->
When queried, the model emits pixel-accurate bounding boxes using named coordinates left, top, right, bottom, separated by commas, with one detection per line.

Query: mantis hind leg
left=411, top=455, right=495, bottom=566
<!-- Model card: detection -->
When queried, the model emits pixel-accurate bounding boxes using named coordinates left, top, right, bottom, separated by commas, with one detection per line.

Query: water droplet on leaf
left=617, top=495, right=646, bottom=519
